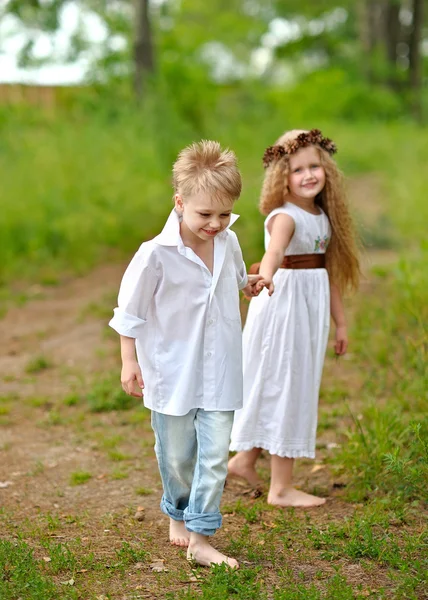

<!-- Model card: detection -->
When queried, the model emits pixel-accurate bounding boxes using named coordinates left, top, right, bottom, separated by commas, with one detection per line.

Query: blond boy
left=109, top=141, right=262, bottom=568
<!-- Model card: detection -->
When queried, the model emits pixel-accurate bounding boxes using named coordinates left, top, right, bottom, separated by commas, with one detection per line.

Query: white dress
left=230, top=202, right=331, bottom=458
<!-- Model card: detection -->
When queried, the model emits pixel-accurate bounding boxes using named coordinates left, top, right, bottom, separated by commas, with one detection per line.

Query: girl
left=229, top=129, right=360, bottom=507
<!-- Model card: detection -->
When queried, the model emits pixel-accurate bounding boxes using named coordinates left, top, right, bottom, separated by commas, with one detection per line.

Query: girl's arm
left=330, top=283, right=348, bottom=355
left=259, top=214, right=295, bottom=295
left=120, top=335, right=145, bottom=397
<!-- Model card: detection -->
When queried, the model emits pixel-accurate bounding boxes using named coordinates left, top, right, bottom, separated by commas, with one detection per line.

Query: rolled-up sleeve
left=109, top=247, right=158, bottom=338
left=230, top=231, right=248, bottom=290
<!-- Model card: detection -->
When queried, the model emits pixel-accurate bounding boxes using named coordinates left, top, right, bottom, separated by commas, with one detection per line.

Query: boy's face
left=175, top=192, right=234, bottom=243
left=287, top=146, right=326, bottom=200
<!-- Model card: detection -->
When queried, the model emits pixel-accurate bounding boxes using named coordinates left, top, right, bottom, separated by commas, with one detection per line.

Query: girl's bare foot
left=268, top=487, right=326, bottom=508
left=169, top=519, right=190, bottom=547
left=228, top=453, right=262, bottom=488
left=187, top=534, right=239, bottom=569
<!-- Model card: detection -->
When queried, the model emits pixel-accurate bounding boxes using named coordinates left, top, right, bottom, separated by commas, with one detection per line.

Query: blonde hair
left=260, top=129, right=360, bottom=293
left=173, top=140, right=242, bottom=204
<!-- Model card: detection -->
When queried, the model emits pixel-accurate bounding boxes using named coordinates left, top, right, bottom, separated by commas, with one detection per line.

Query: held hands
left=335, top=325, right=348, bottom=356
left=121, top=360, right=144, bottom=397
left=242, top=274, right=273, bottom=300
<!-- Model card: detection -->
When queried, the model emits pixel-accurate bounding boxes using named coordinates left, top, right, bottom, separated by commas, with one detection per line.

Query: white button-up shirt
left=109, top=209, right=248, bottom=416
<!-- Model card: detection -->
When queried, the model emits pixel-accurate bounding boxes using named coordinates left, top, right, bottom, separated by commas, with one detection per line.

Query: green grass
left=0, top=540, right=78, bottom=600
left=86, top=375, right=141, bottom=413
left=25, top=355, right=52, bottom=374
left=329, top=252, right=428, bottom=508
left=136, top=486, right=154, bottom=496
left=69, top=471, right=92, bottom=486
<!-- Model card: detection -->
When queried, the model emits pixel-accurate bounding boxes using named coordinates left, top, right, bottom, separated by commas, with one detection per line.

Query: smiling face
left=175, top=192, right=234, bottom=243
left=287, top=146, right=326, bottom=200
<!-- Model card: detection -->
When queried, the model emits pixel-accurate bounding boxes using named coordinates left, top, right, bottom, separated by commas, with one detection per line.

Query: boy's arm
left=109, top=246, right=158, bottom=338
left=110, top=246, right=159, bottom=395
left=330, top=283, right=348, bottom=355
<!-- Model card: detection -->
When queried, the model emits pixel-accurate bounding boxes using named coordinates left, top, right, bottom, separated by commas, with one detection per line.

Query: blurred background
left=0, top=0, right=427, bottom=295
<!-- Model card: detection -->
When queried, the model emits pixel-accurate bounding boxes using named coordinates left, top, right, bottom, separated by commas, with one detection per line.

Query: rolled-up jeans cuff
left=184, top=510, right=222, bottom=536
left=160, top=496, right=184, bottom=522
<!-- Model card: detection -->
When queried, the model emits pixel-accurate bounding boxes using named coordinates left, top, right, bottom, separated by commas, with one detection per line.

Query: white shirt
left=109, top=209, right=248, bottom=416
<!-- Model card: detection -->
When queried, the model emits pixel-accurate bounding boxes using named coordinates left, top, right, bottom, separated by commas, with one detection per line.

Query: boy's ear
left=174, top=194, right=184, bottom=212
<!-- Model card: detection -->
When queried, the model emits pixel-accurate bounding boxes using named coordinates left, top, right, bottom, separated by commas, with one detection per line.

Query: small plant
left=115, top=541, right=149, bottom=565
left=111, top=469, right=129, bottom=480
left=136, top=487, right=153, bottom=496
left=25, top=355, right=52, bottom=374
left=69, top=471, right=92, bottom=486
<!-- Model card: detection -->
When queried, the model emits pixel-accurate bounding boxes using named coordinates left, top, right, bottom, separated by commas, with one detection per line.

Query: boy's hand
left=242, top=274, right=274, bottom=299
left=242, top=274, right=263, bottom=299
left=121, top=360, right=144, bottom=397
left=335, top=325, right=348, bottom=355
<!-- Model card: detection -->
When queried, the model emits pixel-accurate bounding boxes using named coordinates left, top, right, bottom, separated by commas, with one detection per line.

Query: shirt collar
left=153, top=209, right=240, bottom=247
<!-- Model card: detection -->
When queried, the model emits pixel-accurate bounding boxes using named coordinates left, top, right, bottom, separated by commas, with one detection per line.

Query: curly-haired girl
left=229, top=129, right=360, bottom=507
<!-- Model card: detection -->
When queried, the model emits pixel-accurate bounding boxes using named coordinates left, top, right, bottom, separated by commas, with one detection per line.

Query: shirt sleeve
left=109, top=245, right=159, bottom=338
left=229, top=231, right=248, bottom=290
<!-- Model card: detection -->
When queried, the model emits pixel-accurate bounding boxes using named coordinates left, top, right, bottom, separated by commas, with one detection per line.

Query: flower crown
left=263, top=129, right=337, bottom=168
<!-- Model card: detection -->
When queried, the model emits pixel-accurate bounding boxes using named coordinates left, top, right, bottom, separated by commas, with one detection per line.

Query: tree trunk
left=134, top=0, right=155, bottom=101
left=383, top=0, right=402, bottom=89
left=358, top=1, right=386, bottom=83
left=408, top=0, right=423, bottom=120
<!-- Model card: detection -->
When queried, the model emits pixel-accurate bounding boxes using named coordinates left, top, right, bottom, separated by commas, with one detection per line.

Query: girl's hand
left=335, top=325, right=348, bottom=355
left=263, top=278, right=274, bottom=296
left=121, top=360, right=144, bottom=397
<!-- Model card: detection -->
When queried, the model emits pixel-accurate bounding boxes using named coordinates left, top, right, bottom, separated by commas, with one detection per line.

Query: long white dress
left=230, top=202, right=331, bottom=458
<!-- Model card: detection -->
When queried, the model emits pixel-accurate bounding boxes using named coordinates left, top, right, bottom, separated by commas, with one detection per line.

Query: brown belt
left=249, top=253, right=325, bottom=275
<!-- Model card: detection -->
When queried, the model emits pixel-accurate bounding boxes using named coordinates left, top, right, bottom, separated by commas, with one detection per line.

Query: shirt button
left=206, top=352, right=212, bottom=358
left=208, top=319, right=214, bottom=325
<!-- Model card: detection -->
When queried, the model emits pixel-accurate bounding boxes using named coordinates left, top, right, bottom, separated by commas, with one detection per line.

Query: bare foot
left=169, top=519, right=190, bottom=547
left=187, top=538, right=239, bottom=569
left=268, top=487, right=326, bottom=508
left=228, top=454, right=262, bottom=488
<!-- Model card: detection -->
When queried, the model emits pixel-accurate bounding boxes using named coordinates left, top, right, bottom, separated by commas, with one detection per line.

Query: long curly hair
left=259, top=130, right=360, bottom=293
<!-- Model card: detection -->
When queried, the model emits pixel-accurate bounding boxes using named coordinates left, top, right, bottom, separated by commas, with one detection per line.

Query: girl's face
left=287, top=146, right=326, bottom=200
left=175, top=192, right=234, bottom=243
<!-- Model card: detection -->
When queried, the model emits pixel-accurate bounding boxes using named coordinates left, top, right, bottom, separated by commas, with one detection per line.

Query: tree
left=408, top=0, right=424, bottom=119
left=134, top=0, right=155, bottom=100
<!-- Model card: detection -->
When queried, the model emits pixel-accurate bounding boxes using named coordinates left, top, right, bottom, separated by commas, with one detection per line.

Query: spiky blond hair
left=260, top=130, right=360, bottom=293
left=173, top=140, right=242, bottom=204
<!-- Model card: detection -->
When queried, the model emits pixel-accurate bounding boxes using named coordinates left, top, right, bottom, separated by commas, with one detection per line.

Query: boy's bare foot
left=169, top=519, right=190, bottom=547
left=268, top=487, right=326, bottom=508
left=228, top=454, right=261, bottom=488
left=187, top=535, right=239, bottom=569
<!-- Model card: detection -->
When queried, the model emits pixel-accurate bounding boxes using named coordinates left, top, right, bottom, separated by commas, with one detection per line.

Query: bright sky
left=0, top=1, right=110, bottom=85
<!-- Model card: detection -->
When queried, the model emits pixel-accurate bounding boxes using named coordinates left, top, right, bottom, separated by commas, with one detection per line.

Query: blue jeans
left=151, top=409, right=234, bottom=536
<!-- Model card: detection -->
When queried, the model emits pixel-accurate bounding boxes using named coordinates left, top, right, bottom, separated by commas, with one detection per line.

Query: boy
left=109, top=140, right=262, bottom=568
